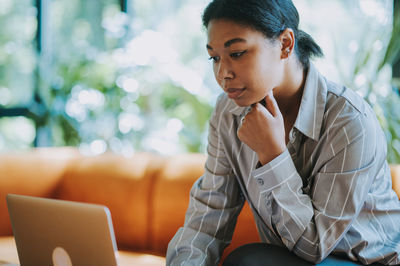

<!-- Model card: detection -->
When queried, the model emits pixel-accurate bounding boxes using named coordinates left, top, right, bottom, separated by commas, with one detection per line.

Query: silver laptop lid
left=6, top=194, right=119, bottom=266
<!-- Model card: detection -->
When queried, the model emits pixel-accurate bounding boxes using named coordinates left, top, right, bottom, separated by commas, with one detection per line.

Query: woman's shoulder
left=209, top=93, right=244, bottom=133
left=213, top=93, right=242, bottom=118
left=325, top=80, right=367, bottom=116
left=322, top=79, right=381, bottom=142
left=215, top=92, right=235, bottom=109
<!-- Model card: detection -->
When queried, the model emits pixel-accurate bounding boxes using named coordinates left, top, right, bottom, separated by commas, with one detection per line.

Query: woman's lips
left=226, top=88, right=245, bottom=99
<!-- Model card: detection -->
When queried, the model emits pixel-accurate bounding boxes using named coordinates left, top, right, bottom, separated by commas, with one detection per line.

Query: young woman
left=167, top=0, right=400, bottom=265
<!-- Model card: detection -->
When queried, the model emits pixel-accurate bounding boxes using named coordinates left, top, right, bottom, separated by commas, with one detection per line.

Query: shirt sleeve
left=166, top=98, right=244, bottom=266
left=250, top=111, right=382, bottom=263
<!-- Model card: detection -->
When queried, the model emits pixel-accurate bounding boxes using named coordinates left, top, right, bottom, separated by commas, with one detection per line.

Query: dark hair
left=202, top=0, right=323, bottom=68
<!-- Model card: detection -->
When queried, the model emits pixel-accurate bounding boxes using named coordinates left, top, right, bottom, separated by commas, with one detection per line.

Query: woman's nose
left=216, top=60, right=234, bottom=81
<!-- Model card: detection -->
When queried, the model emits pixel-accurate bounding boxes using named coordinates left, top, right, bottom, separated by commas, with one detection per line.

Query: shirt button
left=291, top=131, right=298, bottom=141
left=256, top=178, right=264, bottom=186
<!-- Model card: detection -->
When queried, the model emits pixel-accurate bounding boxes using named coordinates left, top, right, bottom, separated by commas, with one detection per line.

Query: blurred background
left=0, top=0, right=399, bottom=162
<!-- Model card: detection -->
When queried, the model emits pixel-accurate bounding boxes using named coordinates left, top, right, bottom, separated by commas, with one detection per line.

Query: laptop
left=6, top=194, right=119, bottom=266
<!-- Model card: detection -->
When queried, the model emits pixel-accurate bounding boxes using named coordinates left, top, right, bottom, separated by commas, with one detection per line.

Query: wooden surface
left=0, top=237, right=165, bottom=266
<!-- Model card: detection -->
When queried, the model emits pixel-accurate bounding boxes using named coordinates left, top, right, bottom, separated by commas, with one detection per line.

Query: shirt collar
left=229, top=104, right=247, bottom=116
left=293, top=63, right=327, bottom=141
left=228, top=63, right=327, bottom=141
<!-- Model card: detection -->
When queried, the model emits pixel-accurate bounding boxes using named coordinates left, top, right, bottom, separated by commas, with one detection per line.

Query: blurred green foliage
left=0, top=0, right=399, bottom=161
left=374, top=12, right=400, bottom=163
left=34, top=0, right=214, bottom=155
left=342, top=7, right=400, bottom=163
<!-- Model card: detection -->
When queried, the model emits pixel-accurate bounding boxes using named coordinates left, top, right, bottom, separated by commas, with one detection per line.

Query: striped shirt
left=166, top=64, right=400, bottom=265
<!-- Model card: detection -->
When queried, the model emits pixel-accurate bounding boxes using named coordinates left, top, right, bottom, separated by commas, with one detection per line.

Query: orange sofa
left=0, top=147, right=399, bottom=265
left=0, top=147, right=259, bottom=265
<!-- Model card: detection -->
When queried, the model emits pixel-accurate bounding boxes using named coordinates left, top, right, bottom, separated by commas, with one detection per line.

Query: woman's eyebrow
left=206, top=38, right=247, bottom=50
left=224, top=38, right=247, bottom=47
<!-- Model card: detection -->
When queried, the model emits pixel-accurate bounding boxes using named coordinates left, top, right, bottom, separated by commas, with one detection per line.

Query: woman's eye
left=208, top=56, right=220, bottom=62
left=230, top=50, right=246, bottom=58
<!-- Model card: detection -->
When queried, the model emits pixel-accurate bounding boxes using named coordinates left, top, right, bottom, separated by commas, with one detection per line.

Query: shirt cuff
left=251, top=149, right=298, bottom=192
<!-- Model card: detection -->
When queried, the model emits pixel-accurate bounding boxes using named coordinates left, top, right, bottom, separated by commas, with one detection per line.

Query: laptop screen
left=6, top=194, right=118, bottom=266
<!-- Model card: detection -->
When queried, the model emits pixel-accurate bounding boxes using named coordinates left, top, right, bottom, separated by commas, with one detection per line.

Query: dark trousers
left=222, top=243, right=378, bottom=266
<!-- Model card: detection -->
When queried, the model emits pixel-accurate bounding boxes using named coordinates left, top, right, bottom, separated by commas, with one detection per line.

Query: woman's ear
left=279, top=28, right=295, bottom=59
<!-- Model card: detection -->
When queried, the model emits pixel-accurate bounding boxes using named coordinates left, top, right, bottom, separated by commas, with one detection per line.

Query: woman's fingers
left=265, top=90, right=280, bottom=117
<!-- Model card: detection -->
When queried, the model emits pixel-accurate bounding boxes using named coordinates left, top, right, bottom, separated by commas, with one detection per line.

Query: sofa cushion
left=56, top=152, right=164, bottom=252
left=151, top=153, right=206, bottom=255
left=0, top=148, right=78, bottom=236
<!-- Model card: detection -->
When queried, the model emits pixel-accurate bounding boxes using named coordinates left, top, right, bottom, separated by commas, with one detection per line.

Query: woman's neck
left=274, top=61, right=307, bottom=117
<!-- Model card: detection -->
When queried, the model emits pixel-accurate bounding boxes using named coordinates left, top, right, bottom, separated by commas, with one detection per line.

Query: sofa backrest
left=0, top=148, right=79, bottom=235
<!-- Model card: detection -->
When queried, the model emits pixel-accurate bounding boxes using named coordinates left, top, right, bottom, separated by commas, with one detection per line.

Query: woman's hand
left=237, top=90, right=286, bottom=165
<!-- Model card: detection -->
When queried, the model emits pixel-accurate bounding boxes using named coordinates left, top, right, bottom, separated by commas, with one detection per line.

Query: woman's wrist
left=257, top=147, right=285, bottom=166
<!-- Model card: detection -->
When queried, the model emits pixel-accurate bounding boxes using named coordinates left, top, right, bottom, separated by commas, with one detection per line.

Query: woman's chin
left=232, top=97, right=252, bottom=107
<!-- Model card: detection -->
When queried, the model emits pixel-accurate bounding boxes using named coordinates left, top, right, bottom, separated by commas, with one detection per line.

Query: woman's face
left=207, top=19, right=285, bottom=107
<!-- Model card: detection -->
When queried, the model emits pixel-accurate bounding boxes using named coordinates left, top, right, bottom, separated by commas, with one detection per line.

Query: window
left=0, top=0, right=37, bottom=151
